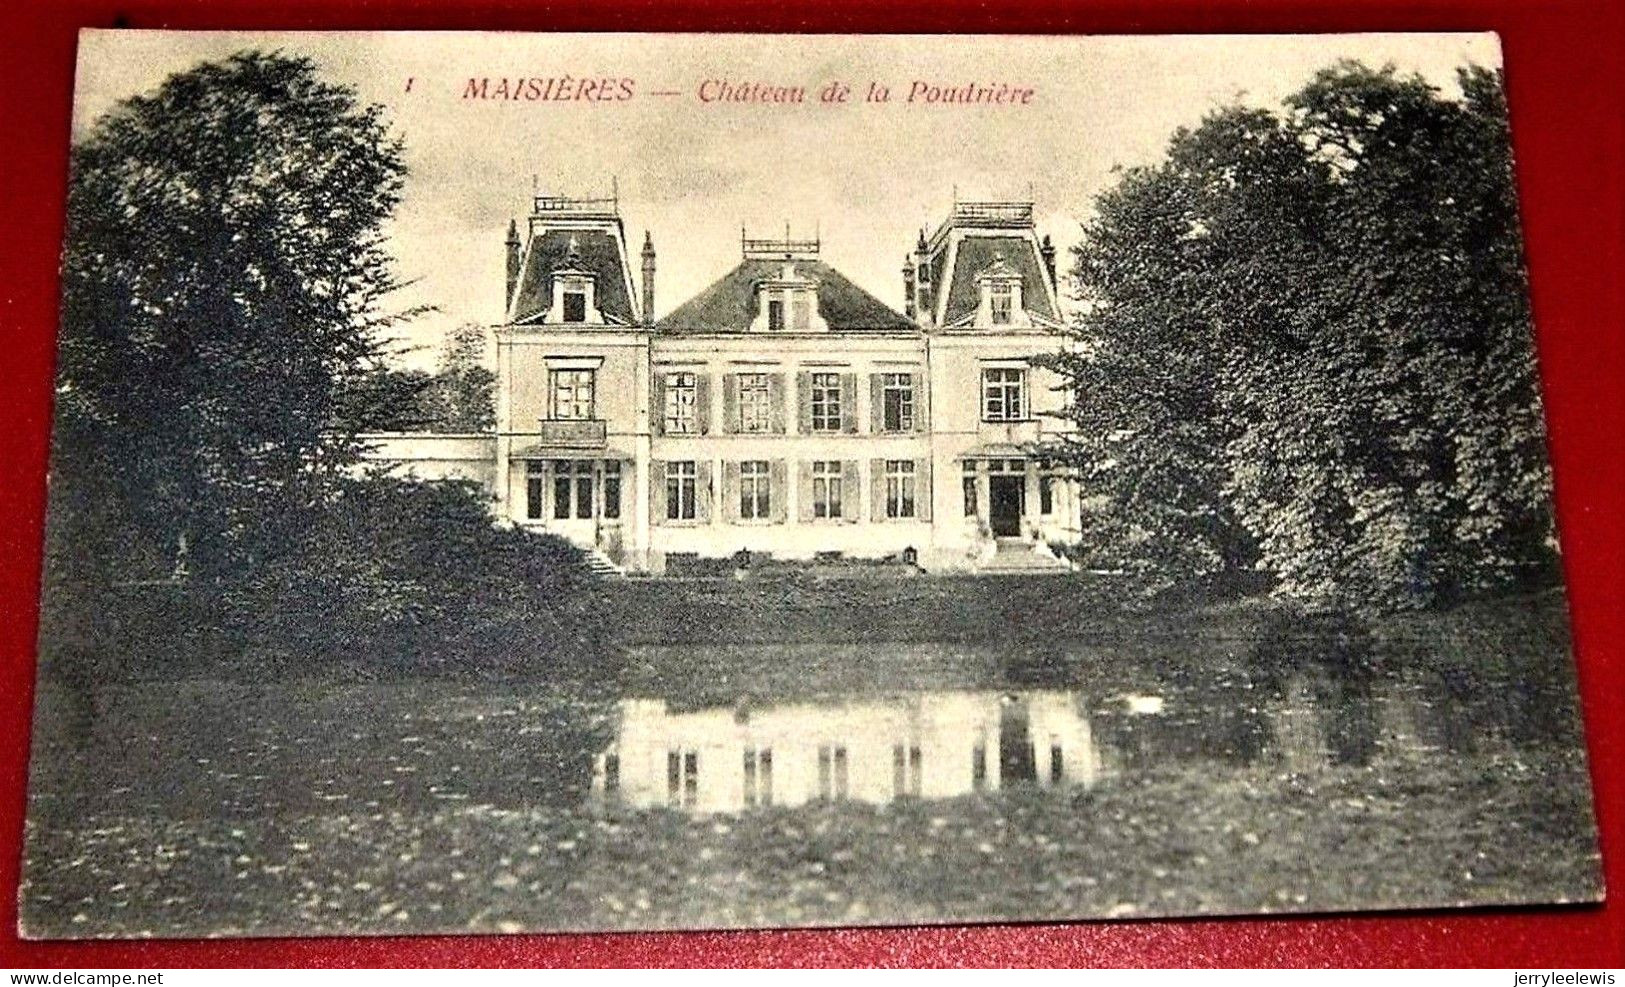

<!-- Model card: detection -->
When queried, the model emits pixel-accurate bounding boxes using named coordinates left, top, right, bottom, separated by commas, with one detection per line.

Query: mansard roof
left=940, top=234, right=1061, bottom=326
left=508, top=228, right=637, bottom=325
left=656, top=258, right=916, bottom=334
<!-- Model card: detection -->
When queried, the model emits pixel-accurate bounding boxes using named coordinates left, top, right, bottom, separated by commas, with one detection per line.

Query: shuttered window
left=739, top=461, right=771, bottom=520
left=663, top=372, right=697, bottom=434
left=812, top=461, right=842, bottom=519
left=885, top=460, right=917, bottom=519
left=666, top=461, right=697, bottom=521
left=810, top=373, right=842, bottom=432
left=738, top=373, right=772, bottom=433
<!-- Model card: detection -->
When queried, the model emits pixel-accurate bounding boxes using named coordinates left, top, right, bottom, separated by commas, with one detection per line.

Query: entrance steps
left=579, top=548, right=626, bottom=579
left=977, top=538, right=1074, bottom=574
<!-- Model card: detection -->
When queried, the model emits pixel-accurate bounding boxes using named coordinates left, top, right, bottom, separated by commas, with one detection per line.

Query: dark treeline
left=42, top=51, right=600, bottom=684
left=1045, top=63, right=1556, bottom=613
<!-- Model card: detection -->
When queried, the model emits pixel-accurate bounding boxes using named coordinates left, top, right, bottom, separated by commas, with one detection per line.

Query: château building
left=365, top=191, right=1082, bottom=574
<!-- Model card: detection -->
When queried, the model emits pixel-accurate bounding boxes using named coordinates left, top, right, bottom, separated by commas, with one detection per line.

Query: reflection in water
left=586, top=604, right=1582, bottom=818
left=591, top=690, right=1103, bottom=813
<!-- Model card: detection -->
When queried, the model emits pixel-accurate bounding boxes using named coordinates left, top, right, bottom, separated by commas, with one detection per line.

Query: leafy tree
left=49, top=50, right=413, bottom=586
left=421, top=322, right=496, bottom=432
left=337, top=366, right=439, bottom=432
left=1048, top=63, right=1553, bottom=611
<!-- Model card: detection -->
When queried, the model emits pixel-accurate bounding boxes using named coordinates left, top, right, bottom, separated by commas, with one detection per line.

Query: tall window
left=892, top=741, right=922, bottom=798
left=663, top=372, right=697, bottom=434
left=981, top=367, right=1026, bottom=422
left=552, top=460, right=593, bottom=520
left=812, top=460, right=843, bottom=519
left=767, top=298, right=785, bottom=332
left=1040, top=475, right=1055, bottom=516
left=562, top=290, right=587, bottom=323
left=817, top=743, right=849, bottom=802
left=810, top=373, right=842, bottom=432
left=603, top=461, right=621, bottom=520
left=743, top=747, right=774, bottom=808
left=666, top=461, right=697, bottom=521
left=739, top=460, right=771, bottom=520
left=526, top=461, right=546, bottom=520
left=738, top=373, right=772, bottom=433
left=972, top=743, right=988, bottom=793
left=962, top=463, right=978, bottom=518
left=881, top=373, right=915, bottom=432
left=1049, top=738, right=1064, bottom=785
left=550, top=368, right=595, bottom=420
left=885, top=460, right=917, bottom=519
left=990, top=283, right=1014, bottom=324
left=667, top=749, right=698, bottom=808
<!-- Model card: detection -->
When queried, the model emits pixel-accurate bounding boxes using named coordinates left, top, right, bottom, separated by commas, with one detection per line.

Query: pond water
left=20, top=597, right=1603, bottom=936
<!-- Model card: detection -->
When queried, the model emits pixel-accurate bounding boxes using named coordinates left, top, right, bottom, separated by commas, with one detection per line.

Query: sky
left=72, top=31, right=1502, bottom=369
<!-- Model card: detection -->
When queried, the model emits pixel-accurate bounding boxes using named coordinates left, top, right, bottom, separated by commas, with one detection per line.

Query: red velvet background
left=1, top=0, right=1620, bottom=968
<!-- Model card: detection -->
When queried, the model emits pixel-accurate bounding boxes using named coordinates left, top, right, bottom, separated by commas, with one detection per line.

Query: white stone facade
left=372, top=194, right=1084, bottom=574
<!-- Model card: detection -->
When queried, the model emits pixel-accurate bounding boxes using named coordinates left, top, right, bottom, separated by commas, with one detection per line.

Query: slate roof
left=508, top=228, right=636, bottom=325
left=656, top=258, right=916, bottom=334
left=938, top=235, right=1060, bottom=326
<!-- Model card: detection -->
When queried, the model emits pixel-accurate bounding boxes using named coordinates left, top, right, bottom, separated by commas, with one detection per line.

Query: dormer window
left=749, top=261, right=827, bottom=333
left=975, top=251, right=1026, bottom=329
left=990, top=283, right=1013, bottom=325
left=563, top=289, right=587, bottom=323
left=548, top=234, right=601, bottom=325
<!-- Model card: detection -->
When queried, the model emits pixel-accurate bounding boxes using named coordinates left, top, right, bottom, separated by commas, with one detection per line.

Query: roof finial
left=566, top=234, right=582, bottom=264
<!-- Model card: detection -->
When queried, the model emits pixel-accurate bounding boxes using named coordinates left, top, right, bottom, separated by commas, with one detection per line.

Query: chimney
left=641, top=230, right=656, bottom=327
left=1040, top=234, right=1058, bottom=292
left=504, top=218, right=522, bottom=313
left=913, top=229, right=932, bottom=326
left=902, top=257, right=917, bottom=320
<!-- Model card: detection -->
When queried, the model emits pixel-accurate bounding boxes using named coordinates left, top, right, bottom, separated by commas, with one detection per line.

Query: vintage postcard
left=21, top=30, right=1601, bottom=938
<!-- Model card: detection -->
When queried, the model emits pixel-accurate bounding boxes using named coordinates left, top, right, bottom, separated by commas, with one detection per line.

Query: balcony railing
left=954, top=201, right=1033, bottom=226
left=536, top=419, right=608, bottom=448
left=742, top=233, right=821, bottom=260
left=532, top=194, right=619, bottom=217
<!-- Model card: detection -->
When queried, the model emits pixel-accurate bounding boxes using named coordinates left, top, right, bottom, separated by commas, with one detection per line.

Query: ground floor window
left=552, top=459, right=593, bottom=520
left=526, top=462, right=546, bottom=520
left=817, top=743, right=849, bottom=801
left=740, top=460, right=771, bottom=520
left=1049, top=739, right=1064, bottom=784
left=1040, top=475, right=1055, bottom=516
left=812, top=460, right=843, bottom=519
left=972, top=743, right=988, bottom=792
left=962, top=463, right=978, bottom=518
left=892, top=741, right=922, bottom=798
left=667, top=461, right=697, bottom=521
left=743, top=746, right=774, bottom=808
left=527, top=460, right=620, bottom=522
left=667, top=749, right=698, bottom=808
left=885, top=460, right=917, bottom=519
left=604, top=461, right=621, bottom=520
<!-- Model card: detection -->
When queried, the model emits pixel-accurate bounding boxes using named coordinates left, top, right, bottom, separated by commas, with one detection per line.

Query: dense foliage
left=44, top=52, right=595, bottom=680
left=1047, top=63, right=1555, bottom=611
left=421, top=322, right=497, bottom=432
